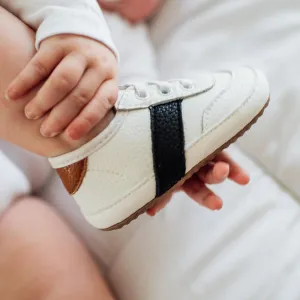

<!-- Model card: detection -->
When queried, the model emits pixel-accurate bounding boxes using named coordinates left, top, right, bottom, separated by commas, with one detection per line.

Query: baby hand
left=99, top=0, right=162, bottom=23
left=147, top=152, right=250, bottom=216
left=6, top=35, right=118, bottom=140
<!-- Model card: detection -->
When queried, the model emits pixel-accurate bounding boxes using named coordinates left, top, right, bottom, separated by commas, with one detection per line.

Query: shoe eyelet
left=135, top=91, right=150, bottom=100
left=159, top=87, right=172, bottom=96
left=180, top=82, right=195, bottom=90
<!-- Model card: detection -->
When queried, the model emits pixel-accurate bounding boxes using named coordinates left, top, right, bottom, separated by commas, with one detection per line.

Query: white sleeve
left=0, top=151, right=30, bottom=214
left=0, top=0, right=119, bottom=59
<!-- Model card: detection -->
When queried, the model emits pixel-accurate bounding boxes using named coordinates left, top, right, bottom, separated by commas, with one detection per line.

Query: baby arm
left=1, top=0, right=119, bottom=140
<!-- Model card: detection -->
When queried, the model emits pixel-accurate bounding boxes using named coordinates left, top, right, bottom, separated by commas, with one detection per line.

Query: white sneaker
left=49, top=67, right=270, bottom=230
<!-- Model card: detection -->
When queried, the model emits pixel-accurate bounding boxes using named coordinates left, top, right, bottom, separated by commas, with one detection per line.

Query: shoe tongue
left=115, top=74, right=215, bottom=111
left=115, top=83, right=148, bottom=110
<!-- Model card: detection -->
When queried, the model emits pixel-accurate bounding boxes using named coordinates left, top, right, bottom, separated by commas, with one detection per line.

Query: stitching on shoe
left=202, top=70, right=233, bottom=130
left=84, top=71, right=260, bottom=216
left=187, top=70, right=259, bottom=150
left=88, top=169, right=126, bottom=177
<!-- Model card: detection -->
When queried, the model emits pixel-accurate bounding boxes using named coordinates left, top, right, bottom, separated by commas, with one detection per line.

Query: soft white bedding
left=2, top=0, right=300, bottom=299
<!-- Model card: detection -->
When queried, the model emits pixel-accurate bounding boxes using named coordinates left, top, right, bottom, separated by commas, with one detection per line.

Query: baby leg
left=0, top=197, right=115, bottom=300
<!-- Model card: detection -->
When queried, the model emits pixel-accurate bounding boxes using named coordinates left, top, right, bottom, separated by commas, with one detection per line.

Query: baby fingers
left=5, top=45, right=64, bottom=101
left=65, top=79, right=118, bottom=140
left=39, top=66, right=106, bottom=138
left=25, top=52, right=87, bottom=122
left=182, top=175, right=223, bottom=211
left=196, top=161, right=230, bottom=184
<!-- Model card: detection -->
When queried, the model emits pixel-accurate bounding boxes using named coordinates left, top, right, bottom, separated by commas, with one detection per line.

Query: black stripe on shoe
left=150, top=100, right=186, bottom=197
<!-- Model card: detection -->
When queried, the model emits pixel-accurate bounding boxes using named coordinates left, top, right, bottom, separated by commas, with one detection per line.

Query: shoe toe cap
left=203, top=67, right=270, bottom=133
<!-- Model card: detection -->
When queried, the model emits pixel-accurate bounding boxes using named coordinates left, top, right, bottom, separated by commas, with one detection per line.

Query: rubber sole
left=104, top=98, right=270, bottom=231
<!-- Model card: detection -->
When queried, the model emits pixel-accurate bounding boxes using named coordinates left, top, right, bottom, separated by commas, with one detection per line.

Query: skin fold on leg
left=0, top=7, right=114, bottom=158
left=0, top=197, right=115, bottom=300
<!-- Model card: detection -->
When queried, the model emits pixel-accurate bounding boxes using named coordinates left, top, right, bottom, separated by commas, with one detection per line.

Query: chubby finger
left=66, top=79, right=118, bottom=140
left=214, top=152, right=250, bottom=185
left=40, top=68, right=104, bottom=137
left=6, top=46, right=64, bottom=100
left=147, top=194, right=172, bottom=216
left=197, top=161, right=230, bottom=184
left=182, top=175, right=223, bottom=210
left=25, top=53, right=86, bottom=121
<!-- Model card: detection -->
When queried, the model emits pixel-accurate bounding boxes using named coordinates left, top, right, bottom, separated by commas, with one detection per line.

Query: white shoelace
left=119, top=80, right=194, bottom=99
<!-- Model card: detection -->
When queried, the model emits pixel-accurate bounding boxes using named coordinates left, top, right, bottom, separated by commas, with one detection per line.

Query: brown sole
left=104, top=98, right=270, bottom=231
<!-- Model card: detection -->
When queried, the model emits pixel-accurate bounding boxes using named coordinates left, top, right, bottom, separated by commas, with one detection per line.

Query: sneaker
left=49, top=67, right=270, bottom=230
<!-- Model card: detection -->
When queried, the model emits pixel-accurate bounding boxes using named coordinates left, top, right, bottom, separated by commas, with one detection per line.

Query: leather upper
left=49, top=67, right=270, bottom=229
left=115, top=73, right=215, bottom=110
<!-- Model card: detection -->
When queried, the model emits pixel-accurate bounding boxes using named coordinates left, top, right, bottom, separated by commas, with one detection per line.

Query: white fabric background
left=2, top=0, right=300, bottom=299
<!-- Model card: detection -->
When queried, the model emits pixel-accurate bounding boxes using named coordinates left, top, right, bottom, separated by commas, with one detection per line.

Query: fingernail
left=41, top=129, right=60, bottom=138
left=214, top=203, right=223, bottom=211
left=5, top=88, right=18, bottom=101
left=214, top=200, right=223, bottom=211
left=219, top=165, right=230, bottom=180
left=244, top=171, right=250, bottom=178
left=67, top=128, right=81, bottom=141
left=221, top=173, right=228, bottom=181
left=24, top=108, right=39, bottom=120
left=43, top=132, right=59, bottom=138
left=147, top=209, right=156, bottom=217
left=4, top=92, right=10, bottom=101
left=238, top=172, right=251, bottom=185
